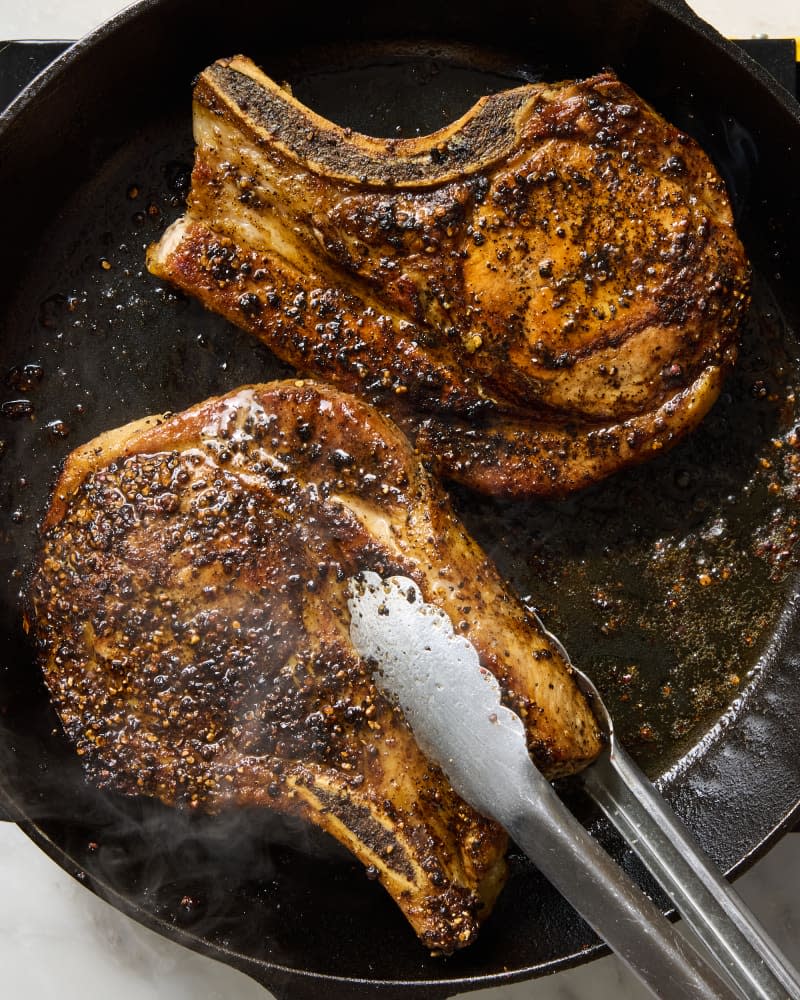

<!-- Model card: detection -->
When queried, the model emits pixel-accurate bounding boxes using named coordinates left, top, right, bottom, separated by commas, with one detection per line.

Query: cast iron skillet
left=1, top=1, right=800, bottom=996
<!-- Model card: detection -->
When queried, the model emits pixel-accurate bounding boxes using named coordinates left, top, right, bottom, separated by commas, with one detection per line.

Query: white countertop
left=1, top=0, right=798, bottom=44
left=1, top=2, right=799, bottom=998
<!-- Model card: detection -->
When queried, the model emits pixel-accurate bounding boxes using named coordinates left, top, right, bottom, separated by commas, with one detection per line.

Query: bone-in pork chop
left=148, top=57, right=749, bottom=497
left=29, top=381, right=602, bottom=951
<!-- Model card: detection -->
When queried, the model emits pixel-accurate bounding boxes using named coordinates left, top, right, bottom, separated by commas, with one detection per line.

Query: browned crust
left=30, top=380, right=603, bottom=951
left=413, top=366, right=728, bottom=497
left=148, top=60, right=750, bottom=497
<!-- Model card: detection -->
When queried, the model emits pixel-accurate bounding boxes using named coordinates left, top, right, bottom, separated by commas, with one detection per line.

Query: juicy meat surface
left=148, top=56, right=750, bottom=497
left=29, top=380, right=602, bottom=952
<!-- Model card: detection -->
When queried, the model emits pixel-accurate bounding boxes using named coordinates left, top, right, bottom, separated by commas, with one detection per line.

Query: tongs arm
left=496, top=757, right=739, bottom=999
left=582, top=744, right=800, bottom=1000
left=347, top=573, right=800, bottom=1000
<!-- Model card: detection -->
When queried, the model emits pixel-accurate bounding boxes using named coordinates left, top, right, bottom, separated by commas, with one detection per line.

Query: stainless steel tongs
left=347, top=572, right=800, bottom=1000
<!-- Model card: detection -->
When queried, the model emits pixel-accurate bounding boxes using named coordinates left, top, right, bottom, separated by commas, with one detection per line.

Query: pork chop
left=29, top=380, right=603, bottom=951
left=148, top=57, right=749, bottom=496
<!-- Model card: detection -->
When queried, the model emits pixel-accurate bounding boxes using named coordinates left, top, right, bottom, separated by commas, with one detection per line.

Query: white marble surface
left=0, top=0, right=798, bottom=43
left=1, top=1, right=799, bottom=998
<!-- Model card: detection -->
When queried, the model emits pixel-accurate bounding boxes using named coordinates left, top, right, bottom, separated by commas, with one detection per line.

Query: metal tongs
left=347, top=572, right=800, bottom=1000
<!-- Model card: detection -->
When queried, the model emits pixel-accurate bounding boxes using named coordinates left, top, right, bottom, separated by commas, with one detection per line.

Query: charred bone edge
left=201, top=56, right=534, bottom=188
left=276, top=768, right=504, bottom=952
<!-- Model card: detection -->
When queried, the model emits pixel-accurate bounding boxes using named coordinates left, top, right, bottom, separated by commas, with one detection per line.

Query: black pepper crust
left=148, top=59, right=750, bottom=497
left=29, top=380, right=602, bottom=952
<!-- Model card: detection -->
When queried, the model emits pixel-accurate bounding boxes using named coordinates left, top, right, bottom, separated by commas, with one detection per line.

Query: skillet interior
left=1, top=1, right=800, bottom=996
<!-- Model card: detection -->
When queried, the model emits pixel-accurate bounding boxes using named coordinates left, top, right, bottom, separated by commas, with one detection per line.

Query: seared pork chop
left=148, top=57, right=749, bottom=497
left=29, top=381, right=602, bottom=951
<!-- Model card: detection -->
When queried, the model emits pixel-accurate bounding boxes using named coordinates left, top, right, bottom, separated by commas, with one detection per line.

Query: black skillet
left=1, top=1, right=800, bottom=997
